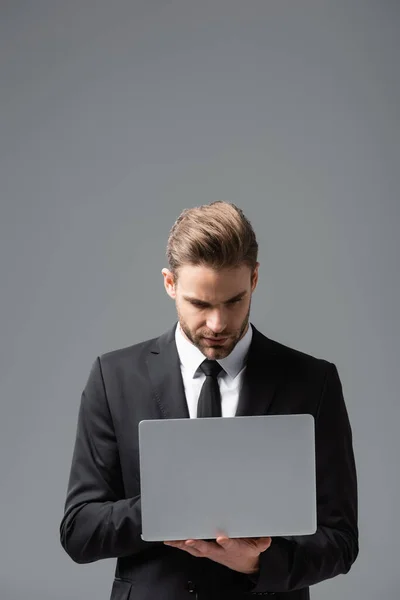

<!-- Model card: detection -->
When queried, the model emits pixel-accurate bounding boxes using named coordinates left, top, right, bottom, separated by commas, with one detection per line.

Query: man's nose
left=206, top=309, right=227, bottom=333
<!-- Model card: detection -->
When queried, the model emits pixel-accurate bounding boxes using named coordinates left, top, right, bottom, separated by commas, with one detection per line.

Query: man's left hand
left=164, top=535, right=272, bottom=574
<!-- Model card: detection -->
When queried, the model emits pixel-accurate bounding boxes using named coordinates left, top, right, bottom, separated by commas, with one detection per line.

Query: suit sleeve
left=249, top=362, right=359, bottom=594
left=59, top=357, right=159, bottom=563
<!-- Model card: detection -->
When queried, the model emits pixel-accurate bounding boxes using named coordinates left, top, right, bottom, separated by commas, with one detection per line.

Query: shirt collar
left=175, top=321, right=253, bottom=380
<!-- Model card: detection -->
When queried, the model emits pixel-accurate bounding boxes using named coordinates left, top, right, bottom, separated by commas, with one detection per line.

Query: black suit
left=60, top=323, right=358, bottom=599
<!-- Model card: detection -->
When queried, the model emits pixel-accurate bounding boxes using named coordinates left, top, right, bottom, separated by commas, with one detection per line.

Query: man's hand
left=164, top=535, right=272, bottom=574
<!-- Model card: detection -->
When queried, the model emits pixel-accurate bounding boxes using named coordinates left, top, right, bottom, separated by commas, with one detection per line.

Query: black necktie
left=197, top=359, right=223, bottom=418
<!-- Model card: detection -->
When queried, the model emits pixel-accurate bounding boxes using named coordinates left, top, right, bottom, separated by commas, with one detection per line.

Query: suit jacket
left=59, top=322, right=358, bottom=600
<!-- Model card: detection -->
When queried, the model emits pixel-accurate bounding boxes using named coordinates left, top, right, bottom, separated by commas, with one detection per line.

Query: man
left=60, top=201, right=358, bottom=600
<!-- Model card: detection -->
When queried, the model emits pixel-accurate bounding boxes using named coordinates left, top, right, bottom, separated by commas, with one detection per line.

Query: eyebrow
left=183, top=291, right=247, bottom=307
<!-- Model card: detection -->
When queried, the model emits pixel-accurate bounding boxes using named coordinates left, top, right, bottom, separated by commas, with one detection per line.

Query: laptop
left=139, top=414, right=316, bottom=542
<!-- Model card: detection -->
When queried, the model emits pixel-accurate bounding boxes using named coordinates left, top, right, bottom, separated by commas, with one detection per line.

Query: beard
left=177, top=303, right=251, bottom=359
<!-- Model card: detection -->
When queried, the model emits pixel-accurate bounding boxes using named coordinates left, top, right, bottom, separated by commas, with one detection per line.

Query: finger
left=257, top=537, right=272, bottom=552
left=216, top=536, right=236, bottom=550
left=181, top=544, right=204, bottom=557
left=185, top=539, right=218, bottom=556
left=164, top=540, right=204, bottom=557
left=164, top=541, right=185, bottom=549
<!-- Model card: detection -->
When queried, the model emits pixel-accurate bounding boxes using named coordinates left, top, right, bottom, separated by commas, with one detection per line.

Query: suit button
left=186, top=580, right=196, bottom=593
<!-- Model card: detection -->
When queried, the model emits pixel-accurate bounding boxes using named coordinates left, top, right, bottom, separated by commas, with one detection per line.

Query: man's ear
left=251, top=263, right=260, bottom=292
left=161, top=268, right=177, bottom=299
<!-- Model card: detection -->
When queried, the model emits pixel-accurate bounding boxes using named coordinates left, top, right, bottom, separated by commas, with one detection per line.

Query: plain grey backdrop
left=1, top=1, right=399, bottom=598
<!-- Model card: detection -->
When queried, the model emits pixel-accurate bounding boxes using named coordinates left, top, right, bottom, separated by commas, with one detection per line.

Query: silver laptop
left=139, top=414, right=316, bottom=542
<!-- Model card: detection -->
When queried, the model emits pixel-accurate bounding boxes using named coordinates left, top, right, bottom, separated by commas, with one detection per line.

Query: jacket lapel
left=235, top=324, right=283, bottom=416
left=146, top=323, right=190, bottom=419
left=146, top=322, right=283, bottom=420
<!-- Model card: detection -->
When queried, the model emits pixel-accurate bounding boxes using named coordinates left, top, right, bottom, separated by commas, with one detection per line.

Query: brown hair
left=166, top=201, right=258, bottom=278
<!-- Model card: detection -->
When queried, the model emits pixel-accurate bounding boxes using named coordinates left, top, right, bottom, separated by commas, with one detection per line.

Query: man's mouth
left=203, top=337, right=228, bottom=344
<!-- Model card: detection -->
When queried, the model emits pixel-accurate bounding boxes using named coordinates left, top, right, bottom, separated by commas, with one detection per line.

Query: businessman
left=60, top=201, right=358, bottom=599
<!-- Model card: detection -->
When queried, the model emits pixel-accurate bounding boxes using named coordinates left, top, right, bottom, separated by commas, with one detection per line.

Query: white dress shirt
left=174, top=322, right=253, bottom=418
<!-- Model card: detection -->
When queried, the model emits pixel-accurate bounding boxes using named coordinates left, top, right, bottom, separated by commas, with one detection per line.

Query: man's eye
left=190, top=299, right=242, bottom=308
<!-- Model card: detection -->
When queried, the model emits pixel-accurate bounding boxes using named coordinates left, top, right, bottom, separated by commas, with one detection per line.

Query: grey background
left=0, top=1, right=399, bottom=599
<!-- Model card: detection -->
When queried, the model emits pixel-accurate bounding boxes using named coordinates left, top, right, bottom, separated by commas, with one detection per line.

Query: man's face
left=162, top=263, right=259, bottom=359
